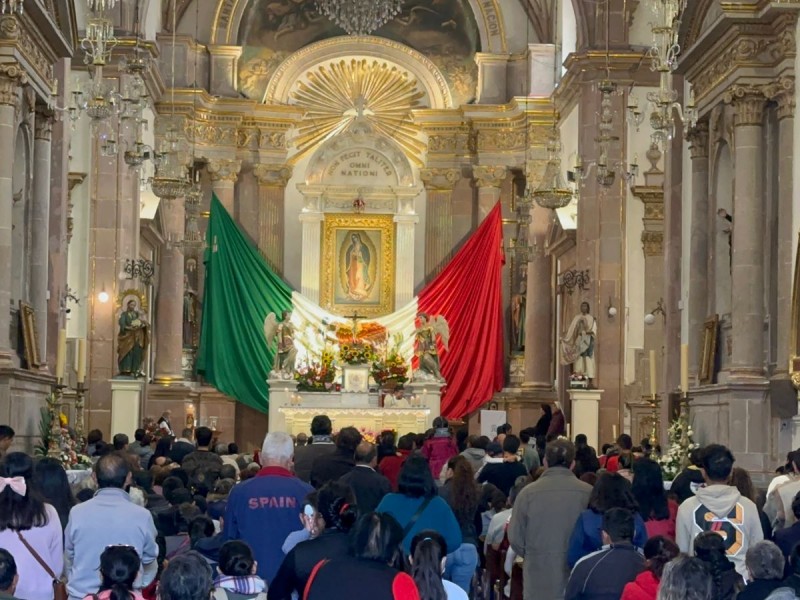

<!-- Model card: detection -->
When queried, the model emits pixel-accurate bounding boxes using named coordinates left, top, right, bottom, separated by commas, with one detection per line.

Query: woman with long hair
left=211, top=541, right=266, bottom=600
left=31, top=457, right=75, bottom=531
left=304, top=512, right=421, bottom=600
left=377, top=431, right=398, bottom=465
left=533, top=404, right=552, bottom=438
left=693, top=531, right=744, bottom=600
left=631, top=458, right=677, bottom=540
left=148, top=436, right=173, bottom=470
left=409, top=530, right=467, bottom=600
left=269, top=481, right=358, bottom=600
left=439, top=456, right=480, bottom=594
left=86, top=545, right=144, bottom=600
left=621, top=536, right=680, bottom=600
left=567, top=472, right=648, bottom=567
left=0, top=452, right=64, bottom=599
left=730, top=467, right=772, bottom=540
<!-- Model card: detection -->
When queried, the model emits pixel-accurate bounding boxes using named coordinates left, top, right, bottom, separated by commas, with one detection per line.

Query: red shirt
left=621, top=570, right=659, bottom=600
left=379, top=450, right=410, bottom=491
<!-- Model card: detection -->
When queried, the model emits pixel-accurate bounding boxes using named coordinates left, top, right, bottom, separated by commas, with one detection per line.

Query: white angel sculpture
left=263, top=310, right=297, bottom=376
left=413, top=313, right=450, bottom=382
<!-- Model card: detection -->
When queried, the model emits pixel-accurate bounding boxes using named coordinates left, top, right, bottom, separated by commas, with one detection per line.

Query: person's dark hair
left=701, top=444, right=735, bottom=482
left=87, top=429, right=103, bottom=445
left=134, top=428, right=146, bottom=443
left=410, top=530, right=448, bottom=600
left=99, top=545, right=140, bottom=600
left=689, top=447, right=704, bottom=468
left=643, top=535, right=680, bottom=579
left=414, top=433, right=426, bottom=450
left=180, top=428, right=193, bottom=439
left=632, top=458, right=669, bottom=521
left=0, top=548, right=16, bottom=592
left=589, top=472, right=639, bottom=513
left=446, top=455, right=479, bottom=527
left=601, top=443, right=612, bottom=455
left=151, top=436, right=173, bottom=463
left=76, top=488, right=95, bottom=503
left=0, top=426, right=14, bottom=441
left=317, top=481, right=358, bottom=531
left=575, top=433, right=588, bottom=446
left=519, top=430, right=531, bottom=444
left=158, top=551, right=213, bottom=600
left=194, top=427, right=213, bottom=448
left=170, top=468, right=190, bottom=488
left=95, top=453, right=131, bottom=489
left=162, top=476, right=185, bottom=502
left=227, top=443, right=238, bottom=455
left=310, top=415, right=332, bottom=436
left=397, top=434, right=414, bottom=452
left=219, top=464, right=237, bottom=481
left=789, top=542, right=800, bottom=575
left=502, top=435, right=521, bottom=455
left=336, top=427, right=362, bottom=452
left=602, top=507, right=635, bottom=542
left=573, top=446, right=600, bottom=477
left=694, top=530, right=736, bottom=597
left=191, top=466, right=221, bottom=497
left=545, top=439, right=575, bottom=468
left=218, top=541, right=256, bottom=577
left=455, top=428, right=468, bottom=452
left=377, top=431, right=397, bottom=462
left=0, top=452, right=48, bottom=531
left=509, top=480, right=527, bottom=506
left=618, top=453, right=634, bottom=470
left=398, top=455, right=437, bottom=499
left=350, top=512, right=404, bottom=565
left=188, top=515, right=215, bottom=548
left=746, top=541, right=785, bottom=580
left=433, top=416, right=448, bottom=430
left=31, top=457, right=75, bottom=529
left=729, top=467, right=757, bottom=503
left=112, top=433, right=129, bottom=451
left=173, top=503, right=202, bottom=534
left=791, top=491, right=800, bottom=521
left=354, top=442, right=377, bottom=465
left=542, top=404, right=552, bottom=416
left=616, top=434, right=633, bottom=451
left=659, top=556, right=713, bottom=600
left=496, top=425, right=505, bottom=436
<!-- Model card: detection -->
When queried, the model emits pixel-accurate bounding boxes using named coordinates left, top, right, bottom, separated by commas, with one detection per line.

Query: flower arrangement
left=36, top=407, right=92, bottom=470
left=142, top=416, right=167, bottom=442
left=569, top=373, right=590, bottom=389
left=339, top=340, right=376, bottom=365
left=295, top=350, right=336, bottom=391
left=659, top=410, right=699, bottom=481
left=371, top=353, right=409, bottom=389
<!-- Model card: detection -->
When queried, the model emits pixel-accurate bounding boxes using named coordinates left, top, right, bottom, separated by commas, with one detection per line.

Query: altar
left=268, top=379, right=442, bottom=436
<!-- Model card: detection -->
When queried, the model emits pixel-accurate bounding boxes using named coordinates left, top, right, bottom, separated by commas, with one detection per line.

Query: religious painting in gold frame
left=321, top=214, right=395, bottom=318
left=699, top=314, right=719, bottom=385
left=18, top=301, right=41, bottom=369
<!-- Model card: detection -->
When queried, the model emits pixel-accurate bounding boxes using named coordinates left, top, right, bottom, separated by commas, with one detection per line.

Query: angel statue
left=413, top=313, right=450, bottom=382
left=263, top=310, right=298, bottom=377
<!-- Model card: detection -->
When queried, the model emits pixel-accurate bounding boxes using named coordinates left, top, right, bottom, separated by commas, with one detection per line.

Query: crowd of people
left=2, top=407, right=800, bottom=600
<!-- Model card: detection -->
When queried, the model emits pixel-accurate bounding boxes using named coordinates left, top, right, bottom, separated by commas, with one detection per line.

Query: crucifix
left=343, top=312, right=365, bottom=342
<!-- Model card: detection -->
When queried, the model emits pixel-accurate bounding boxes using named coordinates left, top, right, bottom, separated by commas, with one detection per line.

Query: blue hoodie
left=567, top=509, right=648, bottom=568
left=224, top=466, right=313, bottom=584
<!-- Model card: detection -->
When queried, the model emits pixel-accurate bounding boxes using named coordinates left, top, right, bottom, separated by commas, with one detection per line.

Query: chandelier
left=316, top=0, right=405, bottom=35
left=150, top=124, right=190, bottom=200
left=627, top=0, right=697, bottom=150
left=531, top=129, right=573, bottom=210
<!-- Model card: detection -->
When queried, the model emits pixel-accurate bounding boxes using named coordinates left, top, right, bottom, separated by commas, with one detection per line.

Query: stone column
left=153, top=199, right=185, bottom=383
left=420, top=168, right=459, bottom=278
left=474, top=165, right=507, bottom=222
left=253, top=164, right=292, bottom=275
left=523, top=204, right=553, bottom=388
left=299, top=212, right=324, bottom=303
left=207, top=158, right=241, bottom=214
left=394, top=214, right=418, bottom=306
left=725, top=85, right=766, bottom=380
left=0, top=65, right=24, bottom=366
left=687, top=123, right=710, bottom=383
left=31, top=106, right=53, bottom=360
left=765, top=78, right=795, bottom=374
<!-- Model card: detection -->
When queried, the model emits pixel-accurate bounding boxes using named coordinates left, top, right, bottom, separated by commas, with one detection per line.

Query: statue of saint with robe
left=560, top=301, right=596, bottom=381
left=117, top=299, right=149, bottom=377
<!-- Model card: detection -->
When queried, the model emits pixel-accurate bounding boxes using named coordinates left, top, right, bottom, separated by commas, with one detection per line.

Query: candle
left=76, top=338, right=86, bottom=384
left=649, top=349, right=657, bottom=398
left=681, top=343, right=689, bottom=394
left=55, top=329, right=66, bottom=381
left=566, top=423, right=571, bottom=439
left=612, top=424, right=618, bottom=441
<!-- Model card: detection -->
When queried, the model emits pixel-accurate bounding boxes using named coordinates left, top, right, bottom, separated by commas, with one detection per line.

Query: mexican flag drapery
left=196, top=194, right=505, bottom=419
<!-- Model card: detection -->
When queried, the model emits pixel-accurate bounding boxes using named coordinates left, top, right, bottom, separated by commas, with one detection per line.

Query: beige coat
left=508, top=466, right=592, bottom=600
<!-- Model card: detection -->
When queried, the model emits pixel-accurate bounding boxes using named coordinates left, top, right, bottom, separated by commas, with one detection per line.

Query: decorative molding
left=0, top=62, right=26, bottom=107
left=66, top=172, right=86, bottom=245
left=206, top=158, right=241, bottom=183
left=253, top=164, right=292, bottom=188
left=723, top=84, right=766, bottom=126
left=763, top=76, right=796, bottom=121
left=641, top=230, right=664, bottom=257
left=687, top=122, right=710, bottom=160
left=33, top=106, right=53, bottom=141
left=420, top=167, right=460, bottom=191
left=473, top=165, right=508, bottom=188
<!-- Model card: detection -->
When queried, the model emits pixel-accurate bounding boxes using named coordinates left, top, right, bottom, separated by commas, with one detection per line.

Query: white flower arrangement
left=658, top=411, right=699, bottom=481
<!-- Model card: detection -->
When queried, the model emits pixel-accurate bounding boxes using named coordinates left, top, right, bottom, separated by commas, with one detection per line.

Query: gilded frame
left=321, top=214, right=395, bottom=318
left=699, top=314, right=720, bottom=385
left=18, top=301, right=41, bottom=369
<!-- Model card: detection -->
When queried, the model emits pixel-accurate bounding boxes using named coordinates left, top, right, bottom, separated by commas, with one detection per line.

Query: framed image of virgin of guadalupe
left=320, top=214, right=395, bottom=318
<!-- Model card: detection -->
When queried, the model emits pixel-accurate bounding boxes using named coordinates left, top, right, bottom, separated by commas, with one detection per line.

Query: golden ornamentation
left=116, top=288, right=148, bottom=312
left=0, top=15, right=55, bottom=88
left=420, top=167, right=460, bottom=191
left=289, top=58, right=425, bottom=165
left=206, top=158, right=242, bottom=183
left=687, top=123, right=710, bottom=160
left=253, top=164, right=292, bottom=187
left=320, top=213, right=395, bottom=318
left=723, top=84, right=766, bottom=127
left=763, top=76, right=795, bottom=120
left=0, top=62, right=25, bottom=107
left=641, top=231, right=664, bottom=257
left=474, top=165, right=508, bottom=188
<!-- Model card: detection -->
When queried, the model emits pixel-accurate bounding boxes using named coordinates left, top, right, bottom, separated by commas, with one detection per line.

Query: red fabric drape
left=417, top=203, right=505, bottom=418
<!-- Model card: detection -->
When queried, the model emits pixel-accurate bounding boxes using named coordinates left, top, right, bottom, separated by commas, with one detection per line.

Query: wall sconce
left=97, top=285, right=109, bottom=303
left=644, top=298, right=665, bottom=325
left=607, top=297, right=617, bottom=318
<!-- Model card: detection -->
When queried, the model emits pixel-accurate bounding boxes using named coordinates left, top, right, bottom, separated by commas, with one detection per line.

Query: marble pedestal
left=110, top=379, right=144, bottom=440
left=569, top=388, right=603, bottom=451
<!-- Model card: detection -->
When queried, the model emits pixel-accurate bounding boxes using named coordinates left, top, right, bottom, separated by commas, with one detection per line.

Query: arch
left=679, top=0, right=721, bottom=53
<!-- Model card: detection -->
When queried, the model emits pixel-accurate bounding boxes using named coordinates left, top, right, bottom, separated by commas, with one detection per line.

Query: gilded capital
left=420, top=167, right=460, bottom=191
left=0, top=62, right=26, bottom=108
left=473, top=165, right=508, bottom=189
left=206, top=158, right=242, bottom=183
left=253, top=163, right=292, bottom=187
left=34, top=106, right=53, bottom=141
left=687, top=123, right=709, bottom=160
left=723, top=84, right=766, bottom=127
left=763, top=76, right=795, bottom=121
left=641, top=230, right=664, bottom=257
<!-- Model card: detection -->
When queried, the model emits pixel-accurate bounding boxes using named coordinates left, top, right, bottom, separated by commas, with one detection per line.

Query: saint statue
left=560, top=301, right=597, bottom=381
left=511, top=280, right=526, bottom=352
left=183, top=274, right=198, bottom=348
left=117, top=299, right=149, bottom=377
left=264, top=310, right=298, bottom=376
left=413, top=313, right=450, bottom=382
left=345, top=233, right=371, bottom=301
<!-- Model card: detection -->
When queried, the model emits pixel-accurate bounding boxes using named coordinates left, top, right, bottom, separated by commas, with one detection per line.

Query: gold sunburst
left=289, top=59, right=426, bottom=165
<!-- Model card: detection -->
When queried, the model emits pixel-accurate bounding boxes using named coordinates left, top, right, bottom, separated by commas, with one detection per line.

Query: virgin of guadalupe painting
left=338, top=230, right=378, bottom=303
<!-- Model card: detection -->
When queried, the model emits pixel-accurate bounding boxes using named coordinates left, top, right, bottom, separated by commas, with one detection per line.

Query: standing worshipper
left=337, top=442, right=391, bottom=513
left=310, top=427, right=361, bottom=488
left=293, top=416, right=336, bottom=483
left=158, top=411, right=174, bottom=436
left=421, top=417, right=458, bottom=480
left=439, top=456, right=481, bottom=594
left=181, top=427, right=223, bottom=479
left=31, top=458, right=75, bottom=532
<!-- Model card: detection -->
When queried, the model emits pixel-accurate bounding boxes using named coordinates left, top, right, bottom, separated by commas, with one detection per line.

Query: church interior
left=0, top=0, right=797, bottom=481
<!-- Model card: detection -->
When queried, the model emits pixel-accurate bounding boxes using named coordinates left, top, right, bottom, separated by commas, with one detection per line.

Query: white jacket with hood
left=676, top=483, right=764, bottom=578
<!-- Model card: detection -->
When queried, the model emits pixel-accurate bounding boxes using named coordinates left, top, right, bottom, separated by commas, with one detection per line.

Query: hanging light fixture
left=316, top=0, right=405, bottom=35
left=121, top=0, right=154, bottom=169
left=533, top=128, right=573, bottom=210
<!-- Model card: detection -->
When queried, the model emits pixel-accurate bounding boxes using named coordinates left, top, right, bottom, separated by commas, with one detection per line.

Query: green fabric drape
left=196, top=194, right=292, bottom=413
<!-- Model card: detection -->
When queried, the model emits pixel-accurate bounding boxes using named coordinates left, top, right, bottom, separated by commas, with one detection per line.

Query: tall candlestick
left=649, top=350, right=657, bottom=397
left=681, top=343, right=689, bottom=394
left=76, top=338, right=86, bottom=384
left=55, top=329, right=66, bottom=381
left=612, top=424, right=618, bottom=441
